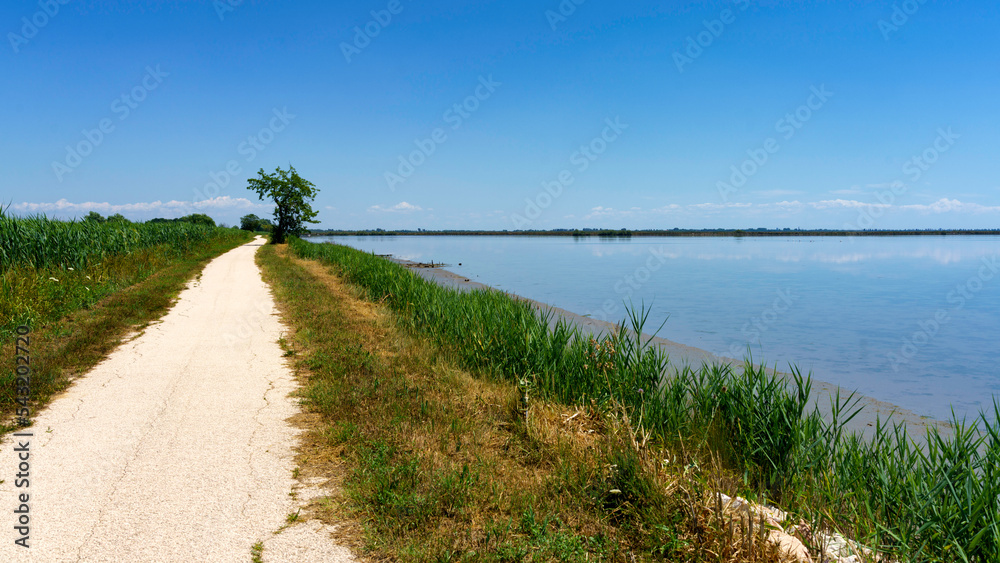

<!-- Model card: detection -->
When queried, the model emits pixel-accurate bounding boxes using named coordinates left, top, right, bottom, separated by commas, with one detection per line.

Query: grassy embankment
left=273, top=236, right=1000, bottom=562
left=0, top=213, right=252, bottom=431
left=260, top=243, right=785, bottom=562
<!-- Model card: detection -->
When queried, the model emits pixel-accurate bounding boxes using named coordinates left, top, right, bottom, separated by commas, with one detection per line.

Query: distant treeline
left=72, top=211, right=221, bottom=228
left=306, top=228, right=1000, bottom=238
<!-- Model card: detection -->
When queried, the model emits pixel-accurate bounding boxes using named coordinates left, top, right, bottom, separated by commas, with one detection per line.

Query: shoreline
left=307, top=230, right=1000, bottom=238
left=395, top=258, right=952, bottom=440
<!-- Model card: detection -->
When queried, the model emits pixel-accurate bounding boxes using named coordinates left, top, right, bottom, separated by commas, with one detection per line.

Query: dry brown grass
left=260, top=244, right=797, bottom=562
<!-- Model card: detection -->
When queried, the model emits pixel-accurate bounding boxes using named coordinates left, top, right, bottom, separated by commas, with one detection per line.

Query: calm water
left=311, top=235, right=1000, bottom=421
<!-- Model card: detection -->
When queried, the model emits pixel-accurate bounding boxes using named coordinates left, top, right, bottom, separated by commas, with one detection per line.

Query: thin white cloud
left=753, top=189, right=803, bottom=197
left=809, top=199, right=891, bottom=210
left=774, top=200, right=805, bottom=210
left=829, top=182, right=905, bottom=196
left=900, top=198, right=1000, bottom=214
left=368, top=201, right=425, bottom=213
left=653, top=204, right=682, bottom=212
left=583, top=206, right=618, bottom=219
left=10, top=197, right=267, bottom=218
left=584, top=205, right=686, bottom=220
left=689, top=202, right=752, bottom=210
left=566, top=197, right=1000, bottom=223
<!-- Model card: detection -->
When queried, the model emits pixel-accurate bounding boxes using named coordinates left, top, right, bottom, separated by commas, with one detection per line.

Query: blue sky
left=3, top=0, right=999, bottom=229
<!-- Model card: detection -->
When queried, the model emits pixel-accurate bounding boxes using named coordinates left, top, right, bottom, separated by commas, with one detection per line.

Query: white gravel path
left=0, top=237, right=355, bottom=562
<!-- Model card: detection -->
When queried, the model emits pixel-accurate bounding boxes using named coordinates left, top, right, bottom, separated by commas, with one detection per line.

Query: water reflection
left=311, top=235, right=1000, bottom=421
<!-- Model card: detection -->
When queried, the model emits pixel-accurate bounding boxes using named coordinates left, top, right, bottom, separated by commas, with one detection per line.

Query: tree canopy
left=241, top=214, right=275, bottom=232
left=83, top=211, right=105, bottom=223
left=179, top=213, right=216, bottom=226
left=148, top=213, right=217, bottom=227
left=240, top=214, right=262, bottom=231
left=246, top=165, right=319, bottom=244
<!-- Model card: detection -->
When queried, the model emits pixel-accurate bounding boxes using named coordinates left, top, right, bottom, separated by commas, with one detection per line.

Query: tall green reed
left=1, top=212, right=230, bottom=272
left=1, top=213, right=248, bottom=334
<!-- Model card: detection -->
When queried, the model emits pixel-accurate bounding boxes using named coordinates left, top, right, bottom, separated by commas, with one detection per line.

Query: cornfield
left=1, top=212, right=249, bottom=334
left=1, top=213, right=232, bottom=272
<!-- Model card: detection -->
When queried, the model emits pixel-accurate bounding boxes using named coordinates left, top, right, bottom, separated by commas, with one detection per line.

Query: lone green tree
left=246, top=165, right=319, bottom=244
left=178, top=213, right=216, bottom=227
left=239, top=214, right=262, bottom=231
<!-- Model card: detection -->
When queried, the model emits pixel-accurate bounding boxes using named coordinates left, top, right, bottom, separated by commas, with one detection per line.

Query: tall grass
left=1, top=213, right=232, bottom=271
left=290, top=237, right=1000, bottom=562
left=1, top=213, right=249, bottom=336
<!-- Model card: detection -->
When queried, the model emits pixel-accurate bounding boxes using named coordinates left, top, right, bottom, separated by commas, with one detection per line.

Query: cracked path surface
left=0, top=237, right=355, bottom=562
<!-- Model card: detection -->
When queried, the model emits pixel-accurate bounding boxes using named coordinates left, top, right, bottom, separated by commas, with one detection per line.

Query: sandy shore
left=398, top=259, right=951, bottom=440
left=0, top=238, right=354, bottom=562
